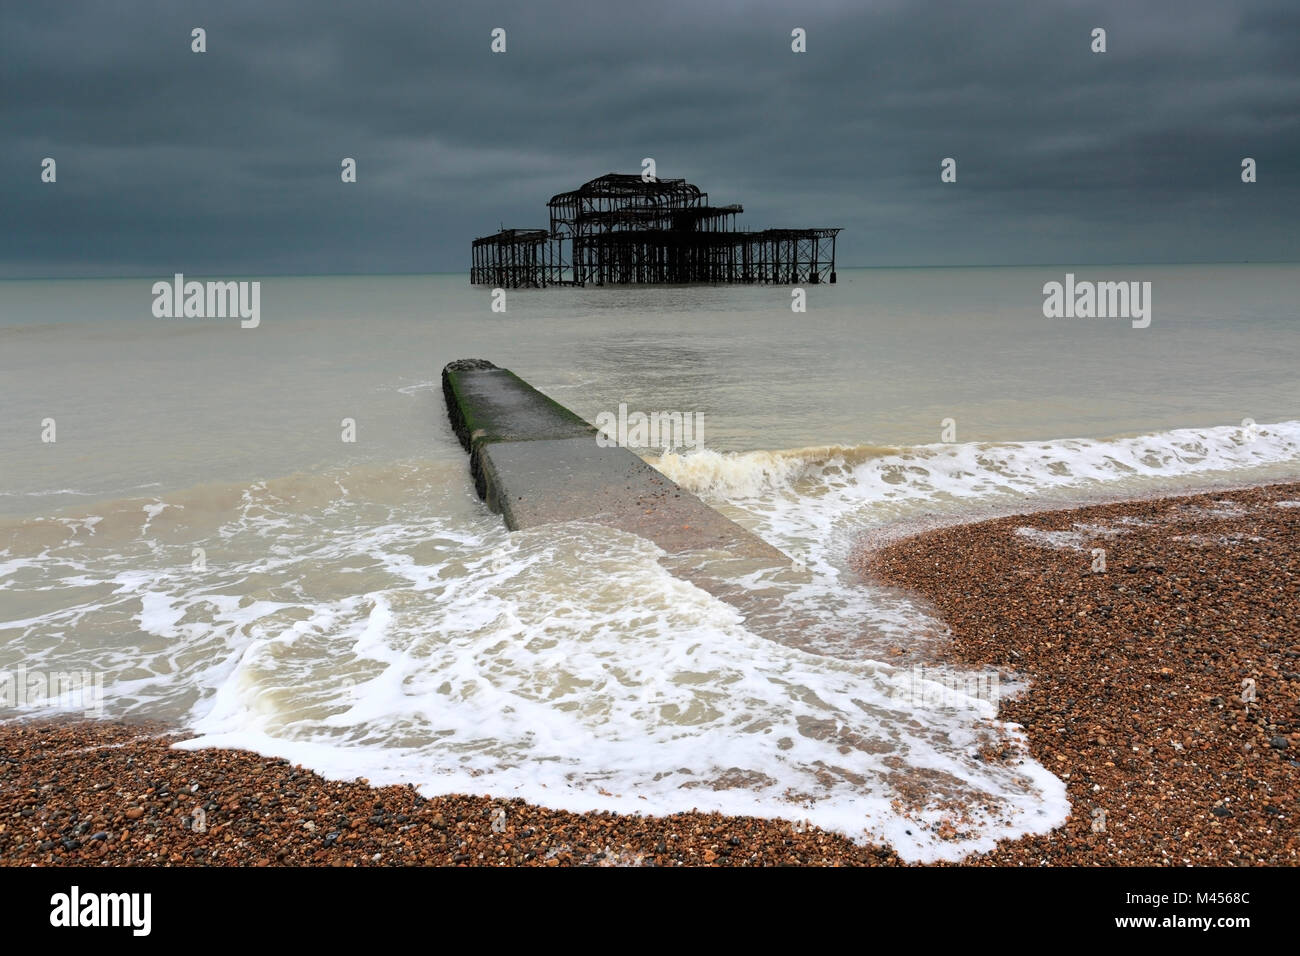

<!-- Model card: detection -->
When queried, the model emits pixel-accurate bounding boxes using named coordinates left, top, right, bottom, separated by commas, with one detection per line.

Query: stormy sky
left=3, top=0, right=1297, bottom=276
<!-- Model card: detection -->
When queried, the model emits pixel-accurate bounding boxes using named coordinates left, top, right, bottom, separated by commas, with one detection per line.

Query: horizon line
left=1, top=259, right=1296, bottom=281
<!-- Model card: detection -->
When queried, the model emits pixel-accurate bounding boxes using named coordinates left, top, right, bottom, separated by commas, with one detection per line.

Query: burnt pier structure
left=470, top=173, right=840, bottom=288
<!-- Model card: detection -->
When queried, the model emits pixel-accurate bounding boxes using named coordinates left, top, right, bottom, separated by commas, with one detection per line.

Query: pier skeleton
left=471, top=173, right=840, bottom=287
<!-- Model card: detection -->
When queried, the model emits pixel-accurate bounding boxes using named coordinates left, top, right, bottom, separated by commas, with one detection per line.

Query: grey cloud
left=2, top=0, right=1296, bottom=276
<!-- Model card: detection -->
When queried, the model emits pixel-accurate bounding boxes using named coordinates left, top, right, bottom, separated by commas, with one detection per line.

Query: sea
left=1, top=264, right=1297, bottom=862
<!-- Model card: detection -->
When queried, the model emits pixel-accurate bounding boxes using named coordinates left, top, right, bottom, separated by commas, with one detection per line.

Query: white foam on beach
left=0, top=461, right=1065, bottom=862
left=652, top=420, right=1300, bottom=564
left=1013, top=523, right=1130, bottom=552
left=1170, top=532, right=1262, bottom=546
left=0, top=488, right=95, bottom=497
left=177, top=520, right=1067, bottom=863
left=657, top=420, right=1300, bottom=502
left=4, top=420, right=1299, bottom=861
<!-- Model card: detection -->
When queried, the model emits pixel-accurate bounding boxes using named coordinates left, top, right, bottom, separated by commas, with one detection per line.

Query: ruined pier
left=470, top=174, right=841, bottom=287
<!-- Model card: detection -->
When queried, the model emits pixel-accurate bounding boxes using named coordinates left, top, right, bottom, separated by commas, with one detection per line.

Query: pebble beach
left=2, top=482, right=1296, bottom=866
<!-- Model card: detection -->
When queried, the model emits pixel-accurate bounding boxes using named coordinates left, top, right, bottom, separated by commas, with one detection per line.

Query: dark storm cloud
left=2, top=0, right=1297, bottom=275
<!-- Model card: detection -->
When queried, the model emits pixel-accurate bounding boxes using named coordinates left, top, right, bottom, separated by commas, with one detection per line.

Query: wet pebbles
left=2, top=483, right=1295, bottom=866
left=0, top=722, right=899, bottom=867
left=862, top=482, right=1300, bottom=865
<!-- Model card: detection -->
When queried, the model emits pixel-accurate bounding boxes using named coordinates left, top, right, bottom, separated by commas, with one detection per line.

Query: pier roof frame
left=547, top=173, right=705, bottom=206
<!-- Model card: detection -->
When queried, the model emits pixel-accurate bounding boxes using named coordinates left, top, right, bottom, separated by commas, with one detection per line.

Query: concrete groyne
left=442, top=359, right=789, bottom=578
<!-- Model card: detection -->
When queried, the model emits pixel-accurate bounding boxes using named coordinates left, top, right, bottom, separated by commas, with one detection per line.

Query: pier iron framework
left=471, top=174, right=840, bottom=287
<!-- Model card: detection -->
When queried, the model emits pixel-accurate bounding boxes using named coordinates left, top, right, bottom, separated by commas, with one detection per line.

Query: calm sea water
left=2, top=265, right=1297, bottom=861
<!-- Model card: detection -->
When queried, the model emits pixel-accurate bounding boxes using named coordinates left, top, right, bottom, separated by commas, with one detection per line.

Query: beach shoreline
left=861, top=480, right=1300, bottom=865
left=2, top=481, right=1297, bottom=866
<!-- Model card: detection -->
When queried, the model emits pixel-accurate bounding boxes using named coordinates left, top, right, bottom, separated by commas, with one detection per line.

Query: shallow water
left=2, top=265, right=1297, bottom=861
